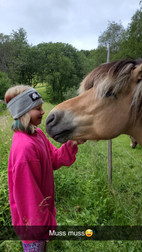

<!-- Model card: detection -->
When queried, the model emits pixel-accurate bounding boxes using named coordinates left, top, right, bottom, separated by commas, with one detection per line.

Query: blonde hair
left=5, top=85, right=36, bottom=134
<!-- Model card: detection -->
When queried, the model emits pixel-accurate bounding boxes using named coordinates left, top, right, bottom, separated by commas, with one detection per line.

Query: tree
left=0, top=71, right=11, bottom=99
left=8, top=28, right=30, bottom=83
left=0, top=33, right=13, bottom=73
left=140, top=0, right=142, bottom=9
left=0, top=28, right=30, bottom=84
left=13, top=46, right=40, bottom=85
left=126, top=10, right=142, bottom=58
left=36, top=42, right=85, bottom=103
left=10, top=28, right=28, bottom=50
left=98, top=21, right=125, bottom=55
left=113, top=9, right=142, bottom=60
left=80, top=47, right=108, bottom=75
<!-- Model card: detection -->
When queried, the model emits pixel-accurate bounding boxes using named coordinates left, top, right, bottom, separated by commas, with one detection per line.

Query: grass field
left=0, top=98, right=142, bottom=251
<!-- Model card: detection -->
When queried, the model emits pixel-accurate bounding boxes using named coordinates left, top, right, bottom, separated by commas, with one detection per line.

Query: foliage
left=35, top=84, right=49, bottom=101
left=111, top=10, right=142, bottom=61
left=35, top=42, right=85, bottom=103
left=140, top=0, right=142, bottom=9
left=0, top=71, right=11, bottom=100
left=84, top=47, right=108, bottom=69
left=63, top=86, right=79, bottom=100
left=125, top=10, right=142, bottom=59
left=0, top=33, right=13, bottom=73
left=97, top=8, right=142, bottom=62
left=98, top=21, right=125, bottom=54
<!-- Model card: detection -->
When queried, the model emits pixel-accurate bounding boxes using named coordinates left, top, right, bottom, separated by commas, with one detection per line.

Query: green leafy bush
left=63, top=86, right=79, bottom=100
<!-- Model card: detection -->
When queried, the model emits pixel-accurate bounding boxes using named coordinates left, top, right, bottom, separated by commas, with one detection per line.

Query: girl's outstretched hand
left=71, top=140, right=86, bottom=145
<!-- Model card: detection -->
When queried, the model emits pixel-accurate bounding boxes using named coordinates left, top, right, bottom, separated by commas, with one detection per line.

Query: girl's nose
left=41, top=109, right=45, bottom=115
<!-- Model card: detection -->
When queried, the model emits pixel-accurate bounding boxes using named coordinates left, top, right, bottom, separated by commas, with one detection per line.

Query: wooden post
left=107, top=43, right=112, bottom=184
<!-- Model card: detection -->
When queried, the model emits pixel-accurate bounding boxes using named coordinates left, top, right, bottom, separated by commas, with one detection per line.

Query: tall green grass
left=0, top=102, right=142, bottom=251
left=36, top=84, right=49, bottom=101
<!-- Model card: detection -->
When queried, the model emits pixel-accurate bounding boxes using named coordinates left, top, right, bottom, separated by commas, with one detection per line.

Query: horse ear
left=132, top=64, right=142, bottom=83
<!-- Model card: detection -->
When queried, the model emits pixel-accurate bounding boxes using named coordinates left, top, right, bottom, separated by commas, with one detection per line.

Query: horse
left=46, top=59, right=142, bottom=145
left=130, top=136, right=138, bottom=149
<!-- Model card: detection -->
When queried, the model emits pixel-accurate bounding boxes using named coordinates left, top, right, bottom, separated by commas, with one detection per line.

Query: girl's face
left=30, top=104, right=45, bottom=126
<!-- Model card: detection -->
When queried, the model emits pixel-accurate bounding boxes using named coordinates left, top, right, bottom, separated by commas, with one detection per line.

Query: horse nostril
left=46, top=113, right=55, bottom=126
left=46, top=111, right=63, bottom=129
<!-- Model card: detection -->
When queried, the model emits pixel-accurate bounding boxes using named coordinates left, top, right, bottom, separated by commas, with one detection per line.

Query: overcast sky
left=0, top=0, right=140, bottom=50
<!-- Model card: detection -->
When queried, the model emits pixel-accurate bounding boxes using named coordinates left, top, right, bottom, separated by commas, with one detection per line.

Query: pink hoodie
left=8, top=128, right=78, bottom=243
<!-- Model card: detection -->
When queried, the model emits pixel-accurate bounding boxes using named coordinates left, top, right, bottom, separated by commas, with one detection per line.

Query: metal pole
left=107, top=43, right=112, bottom=184
left=108, top=140, right=112, bottom=184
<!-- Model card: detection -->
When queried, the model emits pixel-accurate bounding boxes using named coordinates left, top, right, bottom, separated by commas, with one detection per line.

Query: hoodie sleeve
left=48, top=140, right=78, bottom=170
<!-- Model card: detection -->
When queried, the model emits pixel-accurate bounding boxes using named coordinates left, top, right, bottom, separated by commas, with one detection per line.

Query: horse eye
left=105, top=90, right=112, bottom=97
left=105, top=90, right=117, bottom=98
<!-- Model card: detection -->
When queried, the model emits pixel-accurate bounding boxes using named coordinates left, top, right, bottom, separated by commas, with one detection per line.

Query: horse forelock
left=79, top=59, right=142, bottom=98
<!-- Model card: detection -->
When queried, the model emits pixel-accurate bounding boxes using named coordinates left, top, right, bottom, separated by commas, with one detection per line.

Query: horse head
left=46, top=59, right=142, bottom=144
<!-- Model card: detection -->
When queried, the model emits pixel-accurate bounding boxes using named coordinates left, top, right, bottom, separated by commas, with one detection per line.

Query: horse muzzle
left=45, top=110, right=76, bottom=143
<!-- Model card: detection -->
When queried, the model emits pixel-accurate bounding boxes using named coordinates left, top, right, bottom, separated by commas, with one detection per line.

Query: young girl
left=5, top=85, right=83, bottom=252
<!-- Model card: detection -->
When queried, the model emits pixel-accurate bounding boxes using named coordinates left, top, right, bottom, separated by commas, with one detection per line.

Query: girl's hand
left=71, top=140, right=86, bottom=145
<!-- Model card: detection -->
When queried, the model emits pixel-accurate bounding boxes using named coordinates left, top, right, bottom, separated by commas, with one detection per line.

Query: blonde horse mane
left=79, top=59, right=142, bottom=121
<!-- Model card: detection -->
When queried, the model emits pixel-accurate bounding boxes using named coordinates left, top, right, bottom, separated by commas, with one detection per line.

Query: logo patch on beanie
left=29, top=92, right=41, bottom=101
